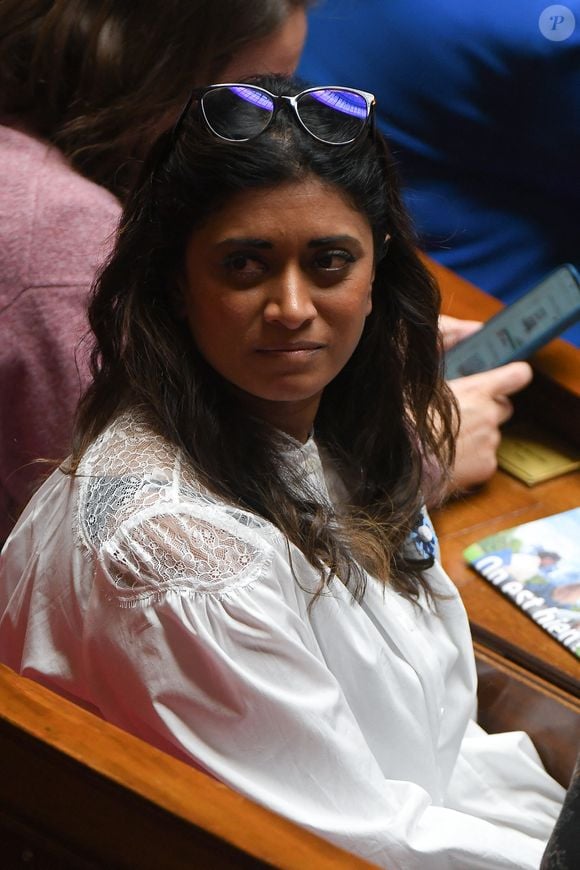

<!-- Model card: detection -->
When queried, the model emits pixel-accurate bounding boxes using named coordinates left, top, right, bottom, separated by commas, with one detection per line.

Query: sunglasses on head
left=170, top=83, right=376, bottom=148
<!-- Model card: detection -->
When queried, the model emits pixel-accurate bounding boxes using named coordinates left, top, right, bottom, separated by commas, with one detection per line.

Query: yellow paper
left=498, top=423, right=580, bottom=486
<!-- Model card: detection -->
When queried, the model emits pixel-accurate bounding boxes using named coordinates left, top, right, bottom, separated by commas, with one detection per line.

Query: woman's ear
left=365, top=288, right=373, bottom=316
left=365, top=270, right=375, bottom=316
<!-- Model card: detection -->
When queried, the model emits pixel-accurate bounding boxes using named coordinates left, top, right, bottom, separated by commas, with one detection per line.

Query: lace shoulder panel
left=76, top=410, right=276, bottom=605
left=99, top=504, right=273, bottom=607
left=77, top=410, right=180, bottom=547
left=76, top=409, right=269, bottom=552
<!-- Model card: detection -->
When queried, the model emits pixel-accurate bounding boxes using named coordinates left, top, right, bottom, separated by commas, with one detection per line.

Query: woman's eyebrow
left=215, top=234, right=362, bottom=249
left=217, top=237, right=273, bottom=248
left=307, top=235, right=360, bottom=247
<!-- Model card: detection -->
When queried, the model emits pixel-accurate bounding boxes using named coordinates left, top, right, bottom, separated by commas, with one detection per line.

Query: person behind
left=299, top=0, right=580, bottom=347
left=0, top=0, right=308, bottom=542
left=0, top=75, right=564, bottom=868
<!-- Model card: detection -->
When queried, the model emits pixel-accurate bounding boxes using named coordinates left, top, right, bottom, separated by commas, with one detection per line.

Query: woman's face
left=181, top=177, right=375, bottom=440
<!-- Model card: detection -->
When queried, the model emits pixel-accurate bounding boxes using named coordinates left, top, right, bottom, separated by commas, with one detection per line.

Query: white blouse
left=0, top=410, right=564, bottom=869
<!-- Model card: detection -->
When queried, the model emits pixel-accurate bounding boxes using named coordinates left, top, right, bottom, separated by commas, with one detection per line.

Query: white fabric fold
left=0, top=409, right=564, bottom=869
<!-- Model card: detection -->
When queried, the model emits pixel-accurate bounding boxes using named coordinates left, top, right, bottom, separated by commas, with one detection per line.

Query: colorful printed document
left=464, top=508, right=580, bottom=658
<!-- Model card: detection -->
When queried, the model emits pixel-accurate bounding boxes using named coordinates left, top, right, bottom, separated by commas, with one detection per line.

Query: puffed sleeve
left=84, top=506, right=553, bottom=870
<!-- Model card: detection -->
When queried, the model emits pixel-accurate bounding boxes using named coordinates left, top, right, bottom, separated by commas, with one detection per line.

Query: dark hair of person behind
left=0, top=0, right=307, bottom=199
left=72, top=75, right=457, bottom=604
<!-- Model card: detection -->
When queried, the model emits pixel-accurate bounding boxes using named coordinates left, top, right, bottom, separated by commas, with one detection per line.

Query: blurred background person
left=0, top=0, right=308, bottom=542
left=299, top=0, right=580, bottom=348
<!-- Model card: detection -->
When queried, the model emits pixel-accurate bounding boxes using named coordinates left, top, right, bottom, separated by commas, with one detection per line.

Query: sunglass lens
left=201, top=86, right=274, bottom=141
left=297, top=89, right=369, bottom=144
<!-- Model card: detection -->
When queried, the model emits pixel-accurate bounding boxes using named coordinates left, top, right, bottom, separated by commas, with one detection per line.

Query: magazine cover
left=464, top=507, right=580, bottom=659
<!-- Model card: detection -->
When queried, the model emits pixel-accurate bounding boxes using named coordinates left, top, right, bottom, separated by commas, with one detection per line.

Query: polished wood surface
left=427, top=257, right=580, bottom=696
left=428, top=257, right=580, bottom=786
left=435, top=470, right=580, bottom=695
left=475, top=643, right=580, bottom=787
left=0, top=664, right=374, bottom=869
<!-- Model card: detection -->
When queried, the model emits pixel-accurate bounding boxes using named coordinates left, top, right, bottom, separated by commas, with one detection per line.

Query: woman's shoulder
left=76, top=409, right=281, bottom=605
left=76, top=410, right=276, bottom=592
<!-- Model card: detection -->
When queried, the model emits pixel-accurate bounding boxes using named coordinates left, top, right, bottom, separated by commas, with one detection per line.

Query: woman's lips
left=256, top=341, right=324, bottom=352
left=255, top=343, right=325, bottom=360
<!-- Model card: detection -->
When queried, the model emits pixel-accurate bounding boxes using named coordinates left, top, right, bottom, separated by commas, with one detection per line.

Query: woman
left=0, top=77, right=564, bottom=868
left=0, top=0, right=308, bottom=540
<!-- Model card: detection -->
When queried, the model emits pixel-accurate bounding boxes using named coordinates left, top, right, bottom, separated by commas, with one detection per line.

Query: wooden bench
left=0, top=663, right=374, bottom=869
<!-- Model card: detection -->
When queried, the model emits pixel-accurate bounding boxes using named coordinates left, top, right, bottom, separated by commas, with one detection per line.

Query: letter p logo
left=539, top=5, right=576, bottom=41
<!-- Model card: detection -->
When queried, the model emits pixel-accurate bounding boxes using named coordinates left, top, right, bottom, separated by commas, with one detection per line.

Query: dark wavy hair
left=0, top=0, right=308, bottom=199
left=72, top=75, right=457, bottom=603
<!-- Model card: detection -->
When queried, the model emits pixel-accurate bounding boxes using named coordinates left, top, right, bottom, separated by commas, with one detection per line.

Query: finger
left=493, top=395, right=514, bottom=425
left=439, top=315, right=483, bottom=350
left=449, top=361, right=533, bottom=396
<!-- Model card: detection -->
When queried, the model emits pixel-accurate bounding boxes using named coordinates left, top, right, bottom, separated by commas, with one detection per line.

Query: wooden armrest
left=0, top=664, right=375, bottom=869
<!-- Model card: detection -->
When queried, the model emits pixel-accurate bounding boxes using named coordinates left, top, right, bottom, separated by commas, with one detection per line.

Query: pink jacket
left=0, top=124, right=121, bottom=541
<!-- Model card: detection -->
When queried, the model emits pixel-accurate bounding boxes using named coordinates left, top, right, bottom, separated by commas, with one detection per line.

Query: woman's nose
left=263, top=268, right=317, bottom=328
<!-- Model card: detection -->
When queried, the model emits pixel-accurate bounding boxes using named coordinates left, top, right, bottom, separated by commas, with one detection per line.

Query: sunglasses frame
left=170, top=83, right=376, bottom=149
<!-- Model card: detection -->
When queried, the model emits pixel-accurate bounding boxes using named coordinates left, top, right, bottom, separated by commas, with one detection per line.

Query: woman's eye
left=222, top=253, right=267, bottom=279
left=314, top=250, right=356, bottom=271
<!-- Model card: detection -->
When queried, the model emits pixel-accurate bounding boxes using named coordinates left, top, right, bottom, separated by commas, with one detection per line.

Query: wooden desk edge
left=0, top=664, right=374, bottom=869
left=474, top=642, right=580, bottom=714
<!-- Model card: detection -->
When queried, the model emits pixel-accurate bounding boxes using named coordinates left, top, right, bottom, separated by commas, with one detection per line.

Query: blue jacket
left=300, top=0, right=580, bottom=344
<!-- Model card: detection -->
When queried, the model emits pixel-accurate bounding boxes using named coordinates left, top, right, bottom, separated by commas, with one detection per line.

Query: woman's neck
left=233, top=390, right=321, bottom=444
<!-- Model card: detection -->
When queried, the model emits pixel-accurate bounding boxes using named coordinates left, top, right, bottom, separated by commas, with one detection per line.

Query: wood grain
left=475, top=644, right=580, bottom=787
left=425, top=255, right=580, bottom=695
left=0, top=664, right=375, bottom=869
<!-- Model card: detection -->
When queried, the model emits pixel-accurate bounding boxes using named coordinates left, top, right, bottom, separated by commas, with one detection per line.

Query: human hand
left=438, top=314, right=482, bottom=351
left=447, top=362, right=533, bottom=494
